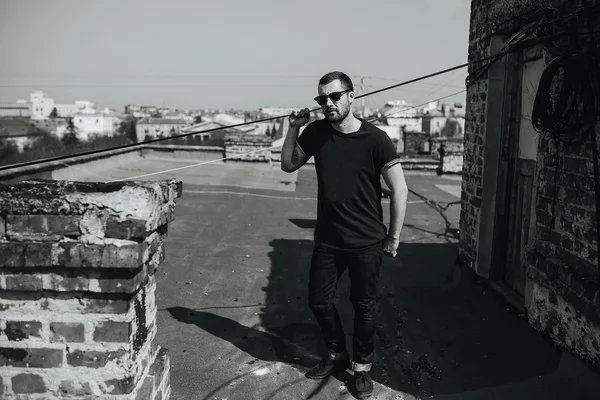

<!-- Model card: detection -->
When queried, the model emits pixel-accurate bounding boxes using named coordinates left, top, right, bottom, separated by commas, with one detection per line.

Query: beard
left=325, top=106, right=349, bottom=123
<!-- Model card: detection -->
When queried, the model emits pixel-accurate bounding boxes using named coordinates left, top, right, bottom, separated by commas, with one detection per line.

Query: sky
left=0, top=0, right=472, bottom=112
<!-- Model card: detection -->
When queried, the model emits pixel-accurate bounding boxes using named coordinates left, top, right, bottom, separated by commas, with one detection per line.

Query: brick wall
left=0, top=179, right=181, bottom=398
left=460, top=0, right=545, bottom=269
left=525, top=122, right=600, bottom=366
left=464, top=0, right=600, bottom=367
left=224, top=134, right=273, bottom=162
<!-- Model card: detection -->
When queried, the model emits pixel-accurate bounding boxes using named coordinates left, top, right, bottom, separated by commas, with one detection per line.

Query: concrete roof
left=138, top=117, right=188, bottom=125
left=41, top=151, right=600, bottom=400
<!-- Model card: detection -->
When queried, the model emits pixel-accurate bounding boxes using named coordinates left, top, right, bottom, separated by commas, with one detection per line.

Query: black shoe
left=354, top=371, right=373, bottom=399
left=305, top=355, right=350, bottom=379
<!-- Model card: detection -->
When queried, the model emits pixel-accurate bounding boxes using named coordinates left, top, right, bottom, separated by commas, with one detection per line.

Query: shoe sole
left=355, top=391, right=373, bottom=399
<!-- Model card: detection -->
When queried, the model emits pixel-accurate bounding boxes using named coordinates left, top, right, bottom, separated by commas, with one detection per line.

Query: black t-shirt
left=297, top=118, right=401, bottom=251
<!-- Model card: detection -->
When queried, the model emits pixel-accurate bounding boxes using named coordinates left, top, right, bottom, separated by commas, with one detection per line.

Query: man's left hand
left=383, top=235, right=399, bottom=257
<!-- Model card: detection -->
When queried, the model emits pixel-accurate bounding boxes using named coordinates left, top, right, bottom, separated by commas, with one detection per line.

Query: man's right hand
left=289, top=108, right=311, bottom=127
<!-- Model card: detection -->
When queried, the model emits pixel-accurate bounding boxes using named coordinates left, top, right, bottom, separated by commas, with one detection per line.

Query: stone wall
left=463, top=0, right=600, bottom=368
left=431, top=137, right=464, bottom=174
left=224, top=135, right=273, bottom=162
left=0, top=179, right=182, bottom=398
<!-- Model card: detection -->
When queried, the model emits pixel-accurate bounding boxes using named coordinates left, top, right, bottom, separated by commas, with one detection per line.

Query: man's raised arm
left=281, top=108, right=311, bottom=173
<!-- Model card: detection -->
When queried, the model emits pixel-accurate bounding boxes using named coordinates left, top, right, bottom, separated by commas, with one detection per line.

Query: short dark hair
left=318, top=71, right=354, bottom=91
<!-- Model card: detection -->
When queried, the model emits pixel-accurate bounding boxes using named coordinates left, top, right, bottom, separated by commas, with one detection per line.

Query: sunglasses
left=314, top=90, right=351, bottom=106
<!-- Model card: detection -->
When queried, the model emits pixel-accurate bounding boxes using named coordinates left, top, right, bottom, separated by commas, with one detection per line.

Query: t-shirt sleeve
left=296, top=122, right=317, bottom=156
left=374, top=131, right=401, bottom=172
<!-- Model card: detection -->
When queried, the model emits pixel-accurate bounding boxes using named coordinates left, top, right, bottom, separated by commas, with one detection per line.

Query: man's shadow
left=168, top=233, right=562, bottom=398
left=166, top=307, right=358, bottom=393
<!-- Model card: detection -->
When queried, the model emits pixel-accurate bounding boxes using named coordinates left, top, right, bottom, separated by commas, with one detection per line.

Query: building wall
left=71, top=114, right=118, bottom=140
left=462, top=0, right=600, bottom=367
left=0, top=106, right=30, bottom=117
left=136, top=122, right=186, bottom=142
left=29, top=92, right=95, bottom=119
left=387, top=116, right=422, bottom=132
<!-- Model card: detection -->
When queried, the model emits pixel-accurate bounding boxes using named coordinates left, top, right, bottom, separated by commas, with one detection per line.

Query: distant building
left=163, top=111, right=194, bottom=124
left=29, top=91, right=96, bottom=120
left=181, top=121, right=229, bottom=141
left=382, top=100, right=422, bottom=132
left=0, top=118, right=47, bottom=150
left=259, top=107, right=296, bottom=117
left=69, top=112, right=121, bottom=140
left=372, top=123, right=403, bottom=152
left=136, top=117, right=187, bottom=142
left=421, top=102, right=465, bottom=137
left=0, top=101, right=30, bottom=117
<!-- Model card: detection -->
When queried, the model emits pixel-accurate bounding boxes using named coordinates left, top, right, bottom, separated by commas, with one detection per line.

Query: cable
left=0, top=73, right=321, bottom=79
left=110, top=90, right=467, bottom=182
left=466, top=22, right=538, bottom=85
left=107, top=146, right=276, bottom=182
left=0, top=50, right=515, bottom=174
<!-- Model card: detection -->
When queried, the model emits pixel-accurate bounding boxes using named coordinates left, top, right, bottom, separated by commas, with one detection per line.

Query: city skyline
left=0, top=0, right=471, bottom=111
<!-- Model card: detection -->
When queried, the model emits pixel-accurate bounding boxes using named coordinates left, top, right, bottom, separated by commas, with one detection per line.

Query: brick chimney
left=0, top=179, right=182, bottom=399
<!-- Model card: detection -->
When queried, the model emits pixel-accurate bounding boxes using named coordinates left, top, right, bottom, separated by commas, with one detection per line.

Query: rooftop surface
left=53, top=152, right=600, bottom=399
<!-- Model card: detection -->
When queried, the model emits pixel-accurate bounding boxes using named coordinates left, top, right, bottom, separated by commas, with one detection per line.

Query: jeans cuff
left=328, top=350, right=349, bottom=360
left=352, top=361, right=372, bottom=372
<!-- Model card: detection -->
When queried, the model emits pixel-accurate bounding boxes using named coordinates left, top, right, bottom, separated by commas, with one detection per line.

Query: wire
left=466, top=22, right=538, bottom=85
left=102, top=90, right=467, bottom=182
left=107, top=146, right=274, bottom=182
left=0, top=50, right=515, bottom=174
left=0, top=73, right=321, bottom=79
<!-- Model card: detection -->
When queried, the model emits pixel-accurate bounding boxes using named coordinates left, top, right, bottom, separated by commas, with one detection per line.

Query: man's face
left=317, top=80, right=353, bottom=123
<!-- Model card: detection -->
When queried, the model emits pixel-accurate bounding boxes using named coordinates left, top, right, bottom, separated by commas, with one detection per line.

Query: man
left=280, top=71, right=408, bottom=399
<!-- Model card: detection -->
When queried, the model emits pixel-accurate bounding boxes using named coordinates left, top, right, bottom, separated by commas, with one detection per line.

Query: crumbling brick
left=2, top=321, right=42, bottom=341
left=93, top=321, right=132, bottom=343
left=59, top=380, right=94, bottom=396
left=0, top=347, right=63, bottom=368
left=50, top=322, right=85, bottom=343
left=6, top=215, right=81, bottom=241
left=0, top=179, right=179, bottom=398
left=12, top=373, right=46, bottom=393
left=66, top=349, right=126, bottom=368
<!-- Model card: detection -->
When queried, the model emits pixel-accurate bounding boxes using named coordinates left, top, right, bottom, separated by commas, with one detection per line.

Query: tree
left=0, top=139, right=20, bottom=166
left=49, top=107, right=58, bottom=118
left=194, top=115, right=203, bottom=124
left=271, top=123, right=278, bottom=138
left=117, top=116, right=138, bottom=143
left=62, top=118, right=79, bottom=146
left=441, top=118, right=460, bottom=137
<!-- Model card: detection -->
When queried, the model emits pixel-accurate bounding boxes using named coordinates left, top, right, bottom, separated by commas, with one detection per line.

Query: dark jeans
left=308, top=241, right=383, bottom=366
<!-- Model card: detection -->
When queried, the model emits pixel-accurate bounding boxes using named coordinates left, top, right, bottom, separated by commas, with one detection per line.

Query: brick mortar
left=0, top=181, right=174, bottom=399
